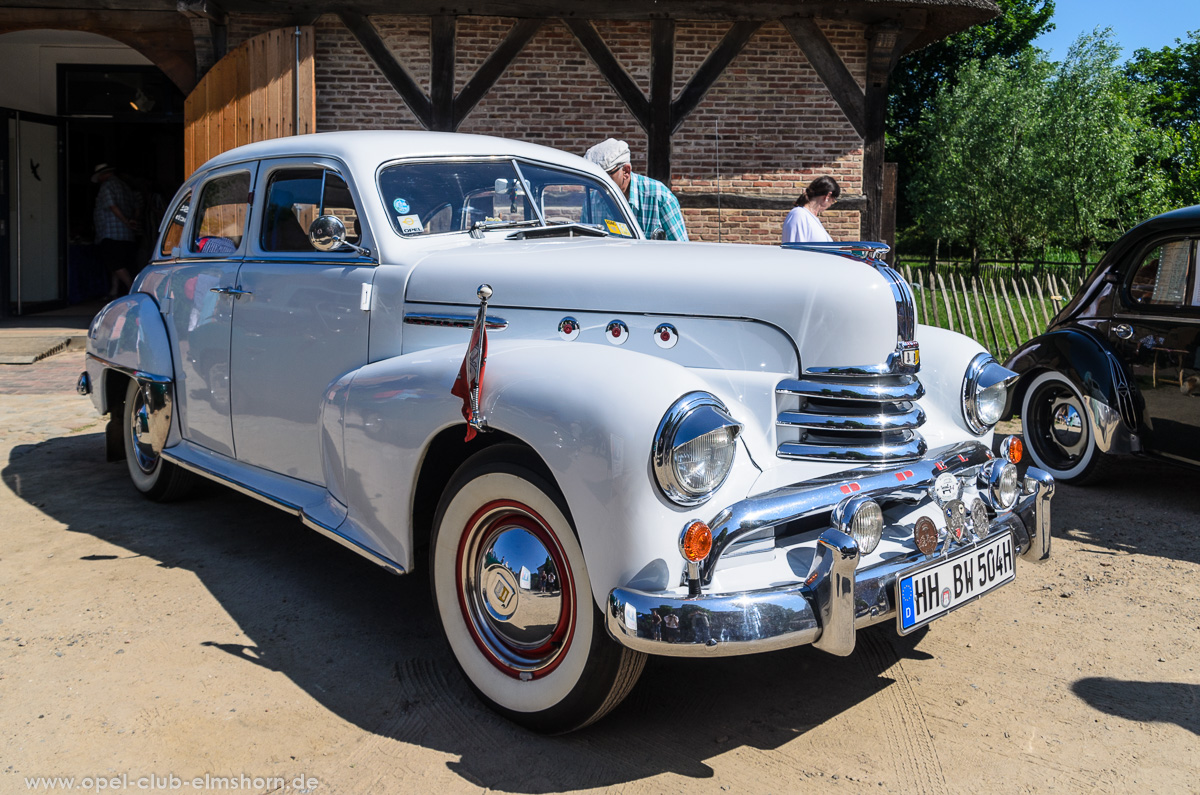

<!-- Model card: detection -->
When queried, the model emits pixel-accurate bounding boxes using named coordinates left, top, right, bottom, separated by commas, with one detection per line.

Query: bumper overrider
left=606, top=440, right=1054, bottom=657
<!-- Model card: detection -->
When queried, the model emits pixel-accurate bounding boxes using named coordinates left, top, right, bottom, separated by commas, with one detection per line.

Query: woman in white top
left=782, top=176, right=841, bottom=243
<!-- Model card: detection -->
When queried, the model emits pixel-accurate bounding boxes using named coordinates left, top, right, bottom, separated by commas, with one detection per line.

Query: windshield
left=378, top=158, right=635, bottom=238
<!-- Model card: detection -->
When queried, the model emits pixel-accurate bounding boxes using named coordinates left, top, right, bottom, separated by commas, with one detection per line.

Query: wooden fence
left=902, top=265, right=1088, bottom=359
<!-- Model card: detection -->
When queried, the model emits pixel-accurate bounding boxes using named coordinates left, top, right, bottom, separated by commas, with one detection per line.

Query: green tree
left=1126, top=31, right=1200, bottom=207
left=888, top=0, right=1056, bottom=248
left=909, top=52, right=1050, bottom=268
left=1042, top=30, right=1169, bottom=269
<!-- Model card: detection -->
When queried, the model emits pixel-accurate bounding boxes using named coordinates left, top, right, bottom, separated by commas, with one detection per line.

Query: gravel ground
left=2, top=351, right=1198, bottom=794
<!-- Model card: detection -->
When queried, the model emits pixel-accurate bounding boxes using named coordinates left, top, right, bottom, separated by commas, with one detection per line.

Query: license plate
left=896, top=531, right=1015, bottom=634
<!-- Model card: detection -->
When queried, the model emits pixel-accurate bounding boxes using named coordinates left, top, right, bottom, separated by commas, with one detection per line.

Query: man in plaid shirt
left=585, top=139, right=688, bottom=241
left=92, top=163, right=139, bottom=297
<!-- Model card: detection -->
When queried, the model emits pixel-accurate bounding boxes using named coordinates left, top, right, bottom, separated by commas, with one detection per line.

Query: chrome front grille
left=775, top=373, right=928, bottom=463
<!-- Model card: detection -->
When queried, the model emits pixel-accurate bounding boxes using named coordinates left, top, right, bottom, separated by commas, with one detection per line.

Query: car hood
left=402, top=237, right=902, bottom=371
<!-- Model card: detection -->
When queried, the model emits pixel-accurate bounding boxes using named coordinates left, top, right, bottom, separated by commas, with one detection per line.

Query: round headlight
left=832, top=495, right=883, bottom=555
left=962, top=354, right=1019, bottom=435
left=979, top=459, right=1020, bottom=511
left=653, top=393, right=742, bottom=506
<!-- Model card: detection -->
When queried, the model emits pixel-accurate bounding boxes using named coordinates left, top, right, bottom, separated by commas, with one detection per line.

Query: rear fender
left=85, top=293, right=176, bottom=457
left=336, top=339, right=763, bottom=606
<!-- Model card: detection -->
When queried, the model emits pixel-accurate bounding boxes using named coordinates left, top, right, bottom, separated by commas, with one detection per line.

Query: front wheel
left=122, top=378, right=195, bottom=501
left=1019, top=371, right=1114, bottom=485
left=430, top=445, right=645, bottom=733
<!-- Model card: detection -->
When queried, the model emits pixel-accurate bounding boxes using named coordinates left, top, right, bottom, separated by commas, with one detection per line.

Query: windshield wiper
left=469, top=219, right=542, bottom=239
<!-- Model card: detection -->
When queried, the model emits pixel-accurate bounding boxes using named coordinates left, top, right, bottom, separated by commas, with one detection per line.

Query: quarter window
left=159, top=190, right=191, bottom=258
left=192, top=172, right=251, bottom=253
left=261, top=168, right=360, bottom=252
left=1129, top=239, right=1194, bottom=307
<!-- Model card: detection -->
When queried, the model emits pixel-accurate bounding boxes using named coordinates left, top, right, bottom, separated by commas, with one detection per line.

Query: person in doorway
left=92, top=163, right=139, bottom=297
left=782, top=175, right=840, bottom=244
left=584, top=138, right=688, bottom=241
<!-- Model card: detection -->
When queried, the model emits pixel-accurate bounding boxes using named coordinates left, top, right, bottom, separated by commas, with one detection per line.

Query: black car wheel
left=1020, top=371, right=1113, bottom=485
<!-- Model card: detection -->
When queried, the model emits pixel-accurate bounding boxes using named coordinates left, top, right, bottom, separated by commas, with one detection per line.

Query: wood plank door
left=183, top=27, right=315, bottom=177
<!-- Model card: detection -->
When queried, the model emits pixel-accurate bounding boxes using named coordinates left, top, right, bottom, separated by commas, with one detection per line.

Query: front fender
left=84, top=293, right=174, bottom=415
left=335, top=339, right=763, bottom=607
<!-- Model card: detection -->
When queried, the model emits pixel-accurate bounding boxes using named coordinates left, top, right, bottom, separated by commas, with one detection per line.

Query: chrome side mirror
left=309, top=215, right=373, bottom=258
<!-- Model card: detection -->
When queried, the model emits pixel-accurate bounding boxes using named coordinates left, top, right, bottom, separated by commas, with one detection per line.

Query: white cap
left=584, top=138, right=631, bottom=172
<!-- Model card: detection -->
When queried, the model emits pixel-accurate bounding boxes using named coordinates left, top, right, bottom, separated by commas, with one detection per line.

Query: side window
left=192, top=172, right=251, bottom=253
left=159, top=190, right=191, bottom=257
left=1129, top=239, right=1193, bottom=307
left=261, top=168, right=360, bottom=253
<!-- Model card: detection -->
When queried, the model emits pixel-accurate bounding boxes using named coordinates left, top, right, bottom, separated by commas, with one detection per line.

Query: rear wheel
left=122, top=378, right=195, bottom=501
left=1020, top=371, right=1114, bottom=485
left=430, top=445, right=645, bottom=733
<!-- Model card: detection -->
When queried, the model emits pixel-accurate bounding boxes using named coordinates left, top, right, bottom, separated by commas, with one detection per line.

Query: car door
left=229, top=159, right=375, bottom=485
left=1107, top=235, right=1200, bottom=464
left=160, top=164, right=257, bottom=457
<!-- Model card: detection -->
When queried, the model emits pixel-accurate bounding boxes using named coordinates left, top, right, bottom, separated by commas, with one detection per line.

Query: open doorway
left=1, top=32, right=184, bottom=318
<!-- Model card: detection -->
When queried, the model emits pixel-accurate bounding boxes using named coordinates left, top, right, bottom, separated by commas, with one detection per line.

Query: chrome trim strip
left=776, top=435, right=927, bottom=463
left=703, top=440, right=991, bottom=584
left=85, top=352, right=172, bottom=385
left=403, top=313, right=508, bottom=331
left=776, top=377, right=924, bottom=403
left=605, top=491, right=1043, bottom=658
left=777, top=405, right=925, bottom=432
left=780, top=241, right=890, bottom=261
left=161, top=448, right=406, bottom=575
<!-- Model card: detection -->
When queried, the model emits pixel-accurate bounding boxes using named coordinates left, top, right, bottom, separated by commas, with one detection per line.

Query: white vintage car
left=80, top=131, right=1054, bottom=733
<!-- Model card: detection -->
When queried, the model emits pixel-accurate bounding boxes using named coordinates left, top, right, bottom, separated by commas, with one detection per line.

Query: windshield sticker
left=393, top=197, right=411, bottom=214
left=604, top=219, right=632, bottom=237
left=397, top=214, right=423, bottom=235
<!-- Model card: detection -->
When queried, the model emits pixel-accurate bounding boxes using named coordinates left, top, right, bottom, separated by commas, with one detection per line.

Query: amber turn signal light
left=1000, top=435, right=1023, bottom=464
left=680, top=521, right=713, bottom=562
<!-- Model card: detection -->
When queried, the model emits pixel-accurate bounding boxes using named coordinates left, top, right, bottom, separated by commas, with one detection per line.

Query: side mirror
left=650, top=228, right=667, bottom=240
left=309, top=214, right=373, bottom=259
left=310, top=214, right=347, bottom=251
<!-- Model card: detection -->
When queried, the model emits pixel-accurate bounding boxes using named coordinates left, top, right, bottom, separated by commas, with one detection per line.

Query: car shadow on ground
left=1046, top=456, right=1200, bottom=567
left=6, top=431, right=939, bottom=790
left=1072, top=678, right=1200, bottom=736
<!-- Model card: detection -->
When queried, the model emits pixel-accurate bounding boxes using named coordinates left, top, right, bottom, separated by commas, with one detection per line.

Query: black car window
left=159, top=190, right=191, bottom=258
left=261, top=168, right=360, bottom=252
left=192, top=171, right=251, bottom=253
left=1128, top=238, right=1194, bottom=308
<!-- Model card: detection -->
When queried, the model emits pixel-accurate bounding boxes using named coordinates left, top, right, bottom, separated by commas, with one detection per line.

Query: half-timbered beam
left=338, top=9, right=433, bottom=128
left=780, top=16, right=864, bottom=138
left=563, top=18, right=651, bottom=128
left=647, top=19, right=675, bottom=183
left=453, top=18, right=542, bottom=127
left=430, top=15, right=456, bottom=131
left=670, top=20, right=761, bottom=133
left=861, top=18, right=922, bottom=241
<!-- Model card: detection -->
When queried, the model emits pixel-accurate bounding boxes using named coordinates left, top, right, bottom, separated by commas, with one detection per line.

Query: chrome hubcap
left=1049, top=399, right=1084, bottom=454
left=458, top=501, right=573, bottom=678
left=128, top=388, right=158, bottom=474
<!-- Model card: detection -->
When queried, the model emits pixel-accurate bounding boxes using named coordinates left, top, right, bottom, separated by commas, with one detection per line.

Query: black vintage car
left=1006, top=205, right=1200, bottom=484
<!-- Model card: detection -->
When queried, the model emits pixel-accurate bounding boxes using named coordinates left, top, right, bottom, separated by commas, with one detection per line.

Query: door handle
left=210, top=286, right=252, bottom=297
left=1114, top=323, right=1133, bottom=340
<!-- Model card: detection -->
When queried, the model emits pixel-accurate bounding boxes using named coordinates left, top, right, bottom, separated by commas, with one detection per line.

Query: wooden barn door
left=183, top=27, right=315, bottom=177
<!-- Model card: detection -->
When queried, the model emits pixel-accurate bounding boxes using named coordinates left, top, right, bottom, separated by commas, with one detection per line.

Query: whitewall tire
left=430, top=445, right=645, bottom=733
left=1019, top=371, right=1113, bottom=485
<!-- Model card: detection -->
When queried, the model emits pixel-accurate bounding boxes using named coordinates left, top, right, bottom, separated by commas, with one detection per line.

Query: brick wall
left=225, top=13, right=865, bottom=243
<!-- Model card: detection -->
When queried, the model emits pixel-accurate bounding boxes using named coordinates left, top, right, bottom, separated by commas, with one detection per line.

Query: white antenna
left=716, top=117, right=722, bottom=243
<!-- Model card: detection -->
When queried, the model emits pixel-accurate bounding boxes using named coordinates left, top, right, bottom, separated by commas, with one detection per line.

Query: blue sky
left=1032, top=0, right=1200, bottom=61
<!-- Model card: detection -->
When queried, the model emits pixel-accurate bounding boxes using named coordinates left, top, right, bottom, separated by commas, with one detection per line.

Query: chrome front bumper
left=606, top=442, right=1054, bottom=658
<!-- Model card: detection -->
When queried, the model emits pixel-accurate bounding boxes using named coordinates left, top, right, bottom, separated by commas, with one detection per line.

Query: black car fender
left=1004, top=328, right=1141, bottom=431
